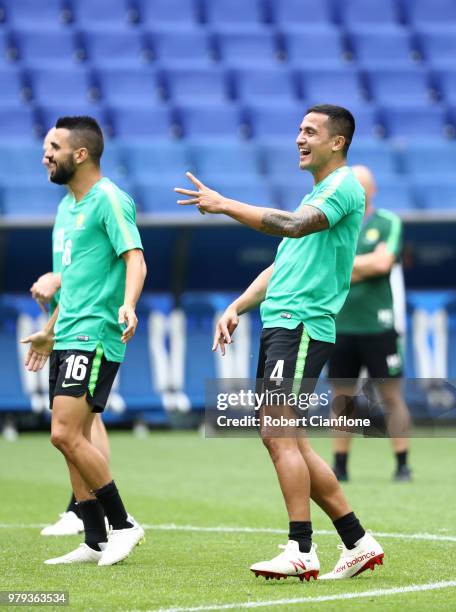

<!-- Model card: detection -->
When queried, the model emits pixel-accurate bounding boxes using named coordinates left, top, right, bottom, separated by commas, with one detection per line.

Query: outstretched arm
left=213, top=264, right=274, bottom=355
left=119, top=248, right=147, bottom=344
left=175, top=173, right=328, bottom=238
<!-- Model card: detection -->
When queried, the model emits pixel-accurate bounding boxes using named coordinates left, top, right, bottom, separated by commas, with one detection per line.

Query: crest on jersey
left=75, top=213, right=86, bottom=230
left=365, top=228, right=380, bottom=243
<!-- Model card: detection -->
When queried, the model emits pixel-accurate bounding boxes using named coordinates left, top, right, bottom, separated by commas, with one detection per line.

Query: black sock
left=93, top=481, right=132, bottom=530
left=78, top=499, right=107, bottom=551
left=66, top=493, right=80, bottom=518
left=333, top=512, right=365, bottom=550
left=396, top=450, right=407, bottom=470
left=288, top=521, right=312, bottom=553
left=334, top=452, right=348, bottom=473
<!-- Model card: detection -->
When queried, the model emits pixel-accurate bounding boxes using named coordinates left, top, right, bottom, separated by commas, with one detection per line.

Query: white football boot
left=250, top=540, right=319, bottom=581
left=98, top=515, right=145, bottom=566
left=319, top=532, right=384, bottom=579
left=44, top=543, right=103, bottom=565
left=40, top=511, right=84, bottom=536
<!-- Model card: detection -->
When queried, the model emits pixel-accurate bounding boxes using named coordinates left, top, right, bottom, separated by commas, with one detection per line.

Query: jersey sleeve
left=100, top=185, right=143, bottom=257
left=383, top=214, right=402, bottom=258
left=305, top=175, right=359, bottom=228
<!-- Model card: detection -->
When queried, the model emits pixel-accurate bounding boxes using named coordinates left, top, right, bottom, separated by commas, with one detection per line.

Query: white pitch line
left=151, top=581, right=456, bottom=612
left=1, top=523, right=456, bottom=543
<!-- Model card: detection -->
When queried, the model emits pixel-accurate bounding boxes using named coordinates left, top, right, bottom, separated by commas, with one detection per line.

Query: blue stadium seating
left=0, top=66, right=25, bottom=104
left=340, top=0, right=400, bottom=25
left=348, top=26, right=415, bottom=67
left=372, top=177, right=415, bottom=211
left=162, top=67, right=229, bottom=104
left=366, top=68, right=433, bottom=106
left=177, top=104, right=242, bottom=139
left=136, top=0, right=200, bottom=27
left=284, top=26, right=344, bottom=67
left=401, top=142, right=456, bottom=179
left=135, top=179, right=202, bottom=214
left=381, top=106, right=448, bottom=139
left=216, top=30, right=279, bottom=66
left=434, top=70, right=456, bottom=104
left=110, top=105, right=174, bottom=139
left=349, top=106, right=382, bottom=139
left=82, top=26, right=148, bottom=68
left=148, top=29, right=213, bottom=67
left=246, top=102, right=304, bottom=140
left=2, top=0, right=69, bottom=26
left=123, top=141, right=190, bottom=181
left=262, top=141, right=305, bottom=178
left=297, top=67, right=364, bottom=107
left=70, top=0, right=135, bottom=26
left=417, top=26, right=456, bottom=68
left=1, top=183, right=65, bottom=216
left=270, top=0, right=333, bottom=26
left=12, top=27, right=79, bottom=67
left=96, top=67, right=159, bottom=105
left=0, top=144, right=44, bottom=182
left=37, top=103, right=109, bottom=135
left=412, top=179, right=456, bottom=210
left=0, top=106, right=36, bottom=140
left=348, top=141, right=398, bottom=176
left=202, top=0, right=266, bottom=26
left=189, top=142, right=261, bottom=181
left=27, top=66, right=95, bottom=105
left=232, top=68, right=297, bottom=103
left=404, top=0, right=456, bottom=26
left=273, top=177, right=316, bottom=211
left=201, top=178, right=274, bottom=206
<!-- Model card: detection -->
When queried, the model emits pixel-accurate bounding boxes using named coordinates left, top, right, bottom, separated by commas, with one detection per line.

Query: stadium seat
left=381, top=106, right=448, bottom=139
left=297, top=68, right=364, bottom=107
left=123, top=142, right=190, bottom=181
left=350, top=106, right=382, bottom=139
left=135, top=179, right=202, bottom=214
left=96, top=67, right=160, bottom=105
left=246, top=102, right=304, bottom=140
left=177, top=104, right=243, bottom=140
left=340, top=0, right=400, bottom=25
left=412, top=179, right=456, bottom=210
left=202, top=178, right=275, bottom=206
left=417, top=26, right=456, bottom=68
left=273, top=177, right=316, bottom=211
left=373, top=177, right=415, bottom=211
left=0, top=106, right=37, bottom=140
left=0, top=144, right=43, bottom=182
left=11, top=27, right=80, bottom=68
left=110, top=105, right=174, bottom=139
left=37, top=104, right=110, bottom=136
left=262, top=141, right=305, bottom=177
left=402, top=142, right=456, bottom=178
left=348, top=26, right=416, bottom=67
left=2, top=0, right=69, bottom=26
left=27, top=66, right=95, bottom=105
left=434, top=70, right=456, bottom=104
left=232, top=68, right=297, bottom=103
left=70, top=0, right=135, bottom=26
left=348, top=141, right=398, bottom=176
left=284, top=27, right=345, bottom=67
left=1, top=183, right=64, bottom=216
left=148, top=29, right=213, bottom=67
left=270, top=0, right=334, bottom=26
left=82, top=26, right=149, bottom=68
left=0, top=66, right=25, bottom=104
left=404, top=0, right=456, bottom=26
left=365, top=68, right=434, bottom=106
left=189, top=142, right=261, bottom=181
left=216, top=30, right=279, bottom=66
left=202, top=0, right=266, bottom=26
left=99, top=142, right=128, bottom=183
left=162, top=67, right=229, bottom=104
left=136, top=0, right=200, bottom=27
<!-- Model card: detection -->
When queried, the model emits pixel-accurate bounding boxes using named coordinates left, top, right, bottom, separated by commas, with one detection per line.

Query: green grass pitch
left=0, top=431, right=455, bottom=611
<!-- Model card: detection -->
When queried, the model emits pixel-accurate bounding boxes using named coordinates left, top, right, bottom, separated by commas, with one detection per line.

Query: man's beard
left=49, top=158, right=76, bottom=185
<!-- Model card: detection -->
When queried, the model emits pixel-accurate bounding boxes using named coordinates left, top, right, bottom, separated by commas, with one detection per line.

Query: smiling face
left=296, top=112, right=346, bottom=174
left=42, top=127, right=78, bottom=185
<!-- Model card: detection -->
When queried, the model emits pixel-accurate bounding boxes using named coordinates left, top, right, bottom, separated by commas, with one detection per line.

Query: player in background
left=21, top=117, right=147, bottom=566
left=30, top=128, right=110, bottom=536
left=328, top=165, right=412, bottom=482
left=175, top=105, right=384, bottom=581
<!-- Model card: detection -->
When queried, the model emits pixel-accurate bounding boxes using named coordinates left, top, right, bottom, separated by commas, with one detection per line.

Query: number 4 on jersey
left=270, top=359, right=284, bottom=386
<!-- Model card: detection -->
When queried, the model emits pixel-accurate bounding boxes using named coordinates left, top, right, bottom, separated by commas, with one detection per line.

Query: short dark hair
left=305, top=104, right=355, bottom=155
left=55, top=116, right=104, bottom=165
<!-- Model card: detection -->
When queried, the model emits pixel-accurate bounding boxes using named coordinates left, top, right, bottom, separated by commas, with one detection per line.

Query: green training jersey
left=336, top=208, right=402, bottom=334
left=50, top=198, right=68, bottom=315
left=53, top=177, right=143, bottom=362
left=260, top=166, right=365, bottom=343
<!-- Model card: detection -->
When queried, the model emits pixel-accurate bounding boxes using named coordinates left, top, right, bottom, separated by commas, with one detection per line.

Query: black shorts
left=49, top=348, right=120, bottom=413
left=327, top=329, right=403, bottom=379
left=256, top=323, right=333, bottom=400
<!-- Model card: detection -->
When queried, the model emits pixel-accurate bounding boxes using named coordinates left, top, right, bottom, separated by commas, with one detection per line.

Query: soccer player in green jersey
left=29, top=129, right=111, bottom=538
left=175, top=105, right=384, bottom=580
left=21, top=117, right=147, bottom=566
left=328, top=165, right=412, bottom=482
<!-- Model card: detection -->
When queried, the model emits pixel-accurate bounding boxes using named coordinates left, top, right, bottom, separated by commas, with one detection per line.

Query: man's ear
left=332, top=135, right=346, bottom=153
left=74, top=147, right=89, bottom=165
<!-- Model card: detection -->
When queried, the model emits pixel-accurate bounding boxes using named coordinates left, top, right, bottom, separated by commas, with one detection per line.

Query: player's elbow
left=375, top=255, right=395, bottom=276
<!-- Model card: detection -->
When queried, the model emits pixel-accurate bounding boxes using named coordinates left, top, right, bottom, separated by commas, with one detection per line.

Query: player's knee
left=50, top=427, right=69, bottom=452
left=261, top=436, right=291, bottom=462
